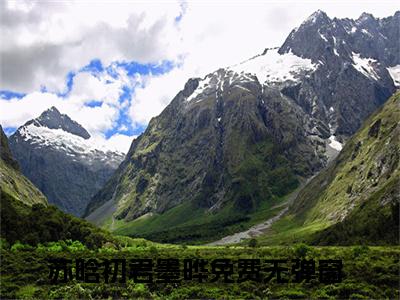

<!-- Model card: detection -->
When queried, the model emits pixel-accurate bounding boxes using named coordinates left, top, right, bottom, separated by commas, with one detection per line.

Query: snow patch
left=379, top=32, right=388, bottom=40
left=387, top=65, right=400, bottom=87
left=304, top=10, right=324, bottom=24
left=328, top=135, right=343, bottom=151
left=235, top=85, right=251, bottom=92
left=186, top=75, right=212, bottom=102
left=318, top=30, right=328, bottom=42
left=333, top=48, right=339, bottom=56
left=332, top=36, right=339, bottom=56
left=352, top=52, right=380, bottom=81
left=19, top=124, right=125, bottom=155
left=229, top=49, right=316, bottom=84
left=361, top=29, right=373, bottom=38
left=186, top=49, right=316, bottom=103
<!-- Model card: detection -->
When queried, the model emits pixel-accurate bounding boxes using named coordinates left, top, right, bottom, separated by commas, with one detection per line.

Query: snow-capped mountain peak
left=28, top=106, right=91, bottom=139
left=303, top=9, right=330, bottom=25
left=13, top=108, right=125, bottom=167
left=19, top=123, right=124, bottom=159
left=229, top=48, right=317, bottom=84
left=185, top=48, right=317, bottom=103
left=9, top=107, right=126, bottom=216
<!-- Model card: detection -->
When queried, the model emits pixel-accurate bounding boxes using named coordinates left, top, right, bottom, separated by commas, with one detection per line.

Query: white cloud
left=62, top=103, right=120, bottom=134
left=0, top=62, right=135, bottom=131
left=118, top=124, right=129, bottom=132
left=0, top=92, right=116, bottom=134
left=129, top=66, right=190, bottom=125
left=0, top=0, right=182, bottom=93
left=1, top=0, right=397, bottom=142
left=68, top=66, right=131, bottom=106
left=69, top=73, right=118, bottom=104
left=0, top=92, right=64, bottom=128
left=103, top=133, right=137, bottom=154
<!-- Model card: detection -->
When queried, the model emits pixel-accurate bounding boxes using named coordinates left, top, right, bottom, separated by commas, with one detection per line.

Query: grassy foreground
left=1, top=240, right=399, bottom=299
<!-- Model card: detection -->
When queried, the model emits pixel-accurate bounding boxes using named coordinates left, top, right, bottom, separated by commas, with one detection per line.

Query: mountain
left=260, top=92, right=399, bottom=245
left=85, top=11, right=399, bottom=243
left=278, top=10, right=399, bottom=136
left=280, top=10, right=399, bottom=67
left=8, top=107, right=125, bottom=216
left=0, top=125, right=113, bottom=247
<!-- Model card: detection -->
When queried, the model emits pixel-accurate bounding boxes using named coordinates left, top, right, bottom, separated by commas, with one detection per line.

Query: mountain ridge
left=24, top=106, right=91, bottom=139
left=9, top=108, right=125, bottom=216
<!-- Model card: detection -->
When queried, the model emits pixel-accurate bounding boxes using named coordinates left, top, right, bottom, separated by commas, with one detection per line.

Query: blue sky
left=101, top=60, right=175, bottom=139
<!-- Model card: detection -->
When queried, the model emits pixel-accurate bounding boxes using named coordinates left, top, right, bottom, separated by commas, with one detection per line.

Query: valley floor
left=207, top=176, right=315, bottom=246
left=206, top=206, right=289, bottom=245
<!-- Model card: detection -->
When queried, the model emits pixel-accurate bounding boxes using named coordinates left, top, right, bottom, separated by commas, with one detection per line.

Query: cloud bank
left=0, top=0, right=397, bottom=152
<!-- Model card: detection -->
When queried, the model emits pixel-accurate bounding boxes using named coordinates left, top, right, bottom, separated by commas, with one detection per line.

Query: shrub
left=15, top=285, right=39, bottom=299
left=66, top=240, right=86, bottom=252
left=11, top=241, right=33, bottom=252
left=294, top=243, right=310, bottom=258
left=45, top=242, right=63, bottom=252
left=0, top=237, right=9, bottom=249
left=248, top=238, right=258, bottom=248
left=352, top=245, right=370, bottom=257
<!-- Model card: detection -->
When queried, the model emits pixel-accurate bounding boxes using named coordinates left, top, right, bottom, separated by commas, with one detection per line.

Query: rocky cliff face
left=8, top=107, right=124, bottom=216
left=85, top=11, right=399, bottom=242
left=278, top=10, right=398, bottom=136
left=280, top=11, right=400, bottom=67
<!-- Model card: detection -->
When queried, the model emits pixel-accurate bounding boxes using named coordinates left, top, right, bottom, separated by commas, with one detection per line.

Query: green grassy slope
left=0, top=125, right=47, bottom=207
left=257, top=92, right=400, bottom=246
left=0, top=189, right=113, bottom=247
left=111, top=195, right=287, bottom=244
left=97, top=127, right=306, bottom=244
left=0, top=158, right=47, bottom=206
